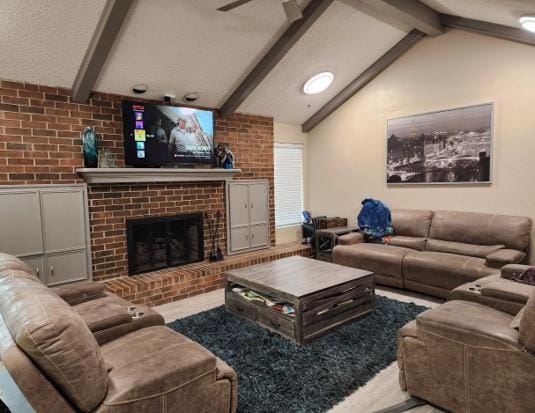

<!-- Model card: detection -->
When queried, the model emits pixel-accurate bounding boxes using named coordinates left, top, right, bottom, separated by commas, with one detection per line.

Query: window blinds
left=274, top=143, right=304, bottom=227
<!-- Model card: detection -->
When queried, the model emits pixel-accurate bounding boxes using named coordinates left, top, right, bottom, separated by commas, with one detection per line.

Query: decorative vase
left=82, top=127, right=98, bottom=167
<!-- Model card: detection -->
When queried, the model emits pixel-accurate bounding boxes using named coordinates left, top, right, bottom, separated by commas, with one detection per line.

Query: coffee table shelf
left=225, top=256, right=374, bottom=345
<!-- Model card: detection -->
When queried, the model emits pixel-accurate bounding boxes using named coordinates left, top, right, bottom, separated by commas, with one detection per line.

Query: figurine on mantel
left=82, top=126, right=98, bottom=168
left=214, top=143, right=235, bottom=169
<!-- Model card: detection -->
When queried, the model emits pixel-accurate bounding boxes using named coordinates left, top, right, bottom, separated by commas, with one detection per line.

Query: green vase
left=82, top=127, right=98, bottom=168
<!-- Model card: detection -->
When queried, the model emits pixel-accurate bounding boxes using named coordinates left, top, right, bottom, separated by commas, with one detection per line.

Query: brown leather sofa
left=333, top=209, right=532, bottom=298
left=0, top=253, right=237, bottom=413
left=397, top=292, right=535, bottom=413
left=449, top=264, right=535, bottom=315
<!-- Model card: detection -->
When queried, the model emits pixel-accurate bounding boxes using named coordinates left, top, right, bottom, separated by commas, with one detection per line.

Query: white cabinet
left=0, top=185, right=91, bottom=285
left=226, top=180, right=269, bottom=254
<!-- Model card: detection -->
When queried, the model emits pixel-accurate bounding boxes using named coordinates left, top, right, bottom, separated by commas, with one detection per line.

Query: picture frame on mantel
left=386, top=103, right=493, bottom=185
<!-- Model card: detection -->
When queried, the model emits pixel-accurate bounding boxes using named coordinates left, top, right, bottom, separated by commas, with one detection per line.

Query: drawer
left=225, top=292, right=259, bottom=322
left=258, top=309, right=295, bottom=338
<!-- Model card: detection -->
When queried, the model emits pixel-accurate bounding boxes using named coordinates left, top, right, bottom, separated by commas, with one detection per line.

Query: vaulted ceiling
left=1, top=0, right=534, bottom=127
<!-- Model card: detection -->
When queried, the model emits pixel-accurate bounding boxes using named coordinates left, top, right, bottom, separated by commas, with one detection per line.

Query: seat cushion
left=403, top=251, right=498, bottom=291
left=387, top=236, right=426, bottom=251
left=333, top=243, right=413, bottom=279
left=100, top=326, right=217, bottom=408
left=0, top=270, right=108, bottom=412
left=426, top=239, right=504, bottom=258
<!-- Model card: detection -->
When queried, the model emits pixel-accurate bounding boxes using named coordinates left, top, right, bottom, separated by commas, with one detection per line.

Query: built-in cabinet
left=226, top=180, right=269, bottom=254
left=0, top=185, right=91, bottom=285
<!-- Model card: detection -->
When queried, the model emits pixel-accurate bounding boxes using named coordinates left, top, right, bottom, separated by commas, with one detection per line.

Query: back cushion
left=520, top=292, right=535, bottom=352
left=426, top=239, right=504, bottom=258
left=391, top=209, right=434, bottom=238
left=0, top=252, right=33, bottom=275
left=429, top=210, right=532, bottom=251
left=0, top=271, right=108, bottom=412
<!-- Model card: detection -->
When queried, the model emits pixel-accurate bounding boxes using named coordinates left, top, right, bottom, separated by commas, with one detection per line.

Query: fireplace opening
left=126, top=213, right=204, bottom=275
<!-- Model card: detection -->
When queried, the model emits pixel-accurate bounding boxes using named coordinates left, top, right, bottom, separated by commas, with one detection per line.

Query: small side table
left=314, top=226, right=356, bottom=262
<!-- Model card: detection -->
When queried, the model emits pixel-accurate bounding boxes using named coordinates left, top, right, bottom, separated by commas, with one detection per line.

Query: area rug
left=167, top=295, right=428, bottom=413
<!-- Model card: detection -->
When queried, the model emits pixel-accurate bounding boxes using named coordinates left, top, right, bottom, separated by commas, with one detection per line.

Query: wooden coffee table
left=225, top=256, right=374, bottom=345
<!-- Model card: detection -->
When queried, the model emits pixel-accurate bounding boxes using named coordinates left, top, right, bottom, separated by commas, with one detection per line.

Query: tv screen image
left=122, top=100, right=214, bottom=167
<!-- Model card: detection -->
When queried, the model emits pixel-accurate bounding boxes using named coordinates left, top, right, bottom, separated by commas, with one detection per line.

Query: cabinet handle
left=244, top=202, right=248, bottom=209
left=50, top=266, right=54, bottom=276
left=36, top=267, right=39, bottom=277
left=252, top=232, right=255, bottom=240
left=250, top=201, right=254, bottom=208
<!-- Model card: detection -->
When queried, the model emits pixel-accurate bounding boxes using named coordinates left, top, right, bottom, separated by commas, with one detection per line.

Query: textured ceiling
left=421, top=0, right=535, bottom=28
left=239, top=1, right=406, bottom=123
left=95, top=0, right=309, bottom=109
left=0, top=0, right=106, bottom=87
left=1, top=0, right=533, bottom=124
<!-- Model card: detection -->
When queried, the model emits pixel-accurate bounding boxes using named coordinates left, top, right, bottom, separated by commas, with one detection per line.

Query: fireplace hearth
left=126, top=213, right=204, bottom=275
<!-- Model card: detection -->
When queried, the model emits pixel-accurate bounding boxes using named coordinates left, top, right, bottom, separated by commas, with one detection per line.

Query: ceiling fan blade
left=282, top=0, right=303, bottom=22
left=217, top=0, right=255, bottom=12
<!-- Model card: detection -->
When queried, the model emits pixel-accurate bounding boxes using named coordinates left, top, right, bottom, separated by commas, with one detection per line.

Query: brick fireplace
left=0, top=80, right=310, bottom=305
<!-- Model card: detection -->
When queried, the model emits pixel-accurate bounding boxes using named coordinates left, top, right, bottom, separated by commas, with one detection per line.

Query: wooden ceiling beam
left=441, top=14, right=535, bottom=47
left=301, top=30, right=424, bottom=133
left=219, top=0, right=334, bottom=119
left=72, top=0, right=134, bottom=103
left=345, top=0, right=443, bottom=37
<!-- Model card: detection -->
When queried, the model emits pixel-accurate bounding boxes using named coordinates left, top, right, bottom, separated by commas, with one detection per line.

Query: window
left=274, top=143, right=304, bottom=227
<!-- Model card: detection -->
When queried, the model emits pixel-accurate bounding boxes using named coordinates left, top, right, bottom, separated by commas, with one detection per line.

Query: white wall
left=308, top=29, right=535, bottom=261
left=274, top=122, right=308, bottom=244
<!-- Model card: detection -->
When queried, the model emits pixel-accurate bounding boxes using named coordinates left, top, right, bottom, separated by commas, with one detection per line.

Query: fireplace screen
left=126, top=213, right=204, bottom=275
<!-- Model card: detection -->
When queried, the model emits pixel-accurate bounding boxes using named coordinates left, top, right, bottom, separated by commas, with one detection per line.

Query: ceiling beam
left=302, top=30, right=424, bottom=133
left=72, top=0, right=134, bottom=103
left=219, top=0, right=334, bottom=119
left=344, top=0, right=443, bottom=37
left=441, top=14, right=535, bottom=47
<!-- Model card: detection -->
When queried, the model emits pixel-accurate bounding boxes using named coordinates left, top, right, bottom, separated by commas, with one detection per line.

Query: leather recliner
left=0, top=255, right=237, bottom=413
left=397, top=292, right=535, bottom=413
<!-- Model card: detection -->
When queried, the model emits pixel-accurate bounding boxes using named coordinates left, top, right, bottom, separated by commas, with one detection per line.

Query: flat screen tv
left=122, top=100, right=214, bottom=167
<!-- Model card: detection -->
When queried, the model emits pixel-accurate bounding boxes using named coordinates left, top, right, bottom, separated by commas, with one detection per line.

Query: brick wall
left=0, top=80, right=275, bottom=281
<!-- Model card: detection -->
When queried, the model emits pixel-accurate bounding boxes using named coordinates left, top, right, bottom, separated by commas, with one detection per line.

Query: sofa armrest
left=501, top=264, right=531, bottom=279
left=416, top=301, right=520, bottom=350
left=51, top=281, right=106, bottom=305
left=337, top=232, right=363, bottom=246
left=486, top=249, right=526, bottom=268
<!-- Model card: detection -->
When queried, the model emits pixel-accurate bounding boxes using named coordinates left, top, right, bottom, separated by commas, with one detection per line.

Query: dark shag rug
left=167, top=295, right=428, bottom=413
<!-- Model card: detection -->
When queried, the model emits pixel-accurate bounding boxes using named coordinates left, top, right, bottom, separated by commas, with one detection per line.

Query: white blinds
left=274, top=143, right=304, bottom=227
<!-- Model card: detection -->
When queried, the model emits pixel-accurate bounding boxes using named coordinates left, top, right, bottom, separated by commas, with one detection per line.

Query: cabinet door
left=0, top=190, right=43, bottom=256
left=19, top=255, right=44, bottom=282
left=228, top=183, right=250, bottom=227
left=40, top=189, right=87, bottom=252
left=250, top=223, right=268, bottom=248
left=230, top=227, right=251, bottom=253
left=45, top=251, right=88, bottom=286
left=248, top=182, right=268, bottom=225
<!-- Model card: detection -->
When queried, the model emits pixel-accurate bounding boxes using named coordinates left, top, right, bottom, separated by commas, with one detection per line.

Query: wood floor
left=156, top=285, right=444, bottom=412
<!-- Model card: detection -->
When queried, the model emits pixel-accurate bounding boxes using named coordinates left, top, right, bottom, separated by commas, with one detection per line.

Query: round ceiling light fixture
left=303, top=71, right=334, bottom=95
left=519, top=15, right=535, bottom=33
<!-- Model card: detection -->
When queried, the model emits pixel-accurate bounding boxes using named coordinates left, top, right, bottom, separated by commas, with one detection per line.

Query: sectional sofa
left=0, top=252, right=237, bottom=413
left=333, top=209, right=532, bottom=298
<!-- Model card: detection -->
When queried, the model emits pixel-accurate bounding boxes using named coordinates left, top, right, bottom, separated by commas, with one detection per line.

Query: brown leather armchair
left=397, top=294, right=535, bottom=413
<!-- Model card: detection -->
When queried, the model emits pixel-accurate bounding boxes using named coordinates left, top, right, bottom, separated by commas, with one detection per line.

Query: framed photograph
left=386, top=103, right=493, bottom=184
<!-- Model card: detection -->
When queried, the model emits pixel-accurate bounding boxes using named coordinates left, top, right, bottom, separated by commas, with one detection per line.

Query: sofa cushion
left=387, top=236, right=426, bottom=251
left=427, top=239, right=504, bottom=258
left=0, top=271, right=108, bottom=412
left=333, top=244, right=413, bottom=279
left=337, top=232, right=363, bottom=245
left=485, top=249, right=526, bottom=268
left=0, top=252, right=33, bottom=275
left=100, top=326, right=217, bottom=408
left=403, top=251, right=498, bottom=291
left=519, top=292, right=535, bottom=352
left=429, top=210, right=532, bottom=251
left=391, top=209, right=433, bottom=238
left=52, top=281, right=106, bottom=306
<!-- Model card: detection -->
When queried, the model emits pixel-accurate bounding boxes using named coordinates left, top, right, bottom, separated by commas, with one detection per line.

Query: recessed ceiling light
left=303, top=72, right=334, bottom=95
left=519, top=16, right=535, bottom=33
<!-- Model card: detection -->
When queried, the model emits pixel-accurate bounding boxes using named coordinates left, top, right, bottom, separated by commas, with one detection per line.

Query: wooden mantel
left=76, top=167, right=241, bottom=184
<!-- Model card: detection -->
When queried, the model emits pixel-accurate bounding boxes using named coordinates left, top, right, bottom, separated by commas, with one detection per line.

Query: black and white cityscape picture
left=387, top=103, right=492, bottom=184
